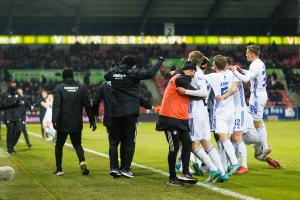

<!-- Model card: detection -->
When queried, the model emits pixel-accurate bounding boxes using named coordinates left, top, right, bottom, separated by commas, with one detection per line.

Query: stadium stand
left=0, top=44, right=298, bottom=108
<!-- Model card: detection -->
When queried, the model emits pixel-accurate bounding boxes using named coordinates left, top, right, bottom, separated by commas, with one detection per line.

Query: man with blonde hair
left=230, top=45, right=271, bottom=157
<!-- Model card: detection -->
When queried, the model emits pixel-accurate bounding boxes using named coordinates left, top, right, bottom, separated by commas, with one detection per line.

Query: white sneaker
left=120, top=169, right=134, bottom=178
left=53, top=170, right=64, bottom=176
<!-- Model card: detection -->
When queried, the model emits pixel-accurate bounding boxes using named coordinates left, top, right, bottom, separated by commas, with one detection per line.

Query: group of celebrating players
left=156, top=45, right=282, bottom=186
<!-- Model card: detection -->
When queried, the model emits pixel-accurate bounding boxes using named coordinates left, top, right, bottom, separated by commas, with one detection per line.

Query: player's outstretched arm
left=134, top=57, right=165, bottom=80
left=231, top=65, right=252, bottom=83
left=181, top=77, right=208, bottom=98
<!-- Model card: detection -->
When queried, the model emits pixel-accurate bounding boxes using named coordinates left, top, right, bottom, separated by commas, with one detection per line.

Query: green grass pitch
left=0, top=121, right=300, bottom=200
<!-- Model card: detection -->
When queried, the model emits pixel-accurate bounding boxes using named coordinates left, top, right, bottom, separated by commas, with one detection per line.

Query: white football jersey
left=205, top=70, right=239, bottom=116
left=189, top=67, right=208, bottom=118
left=234, top=82, right=247, bottom=110
left=249, top=58, right=267, bottom=96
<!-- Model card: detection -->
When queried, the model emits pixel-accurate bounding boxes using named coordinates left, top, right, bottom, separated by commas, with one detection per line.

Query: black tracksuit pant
left=109, top=116, right=137, bottom=171
left=106, top=125, right=128, bottom=170
left=55, top=131, right=85, bottom=171
left=164, top=130, right=192, bottom=179
left=6, top=121, right=21, bottom=152
left=20, top=121, right=31, bottom=146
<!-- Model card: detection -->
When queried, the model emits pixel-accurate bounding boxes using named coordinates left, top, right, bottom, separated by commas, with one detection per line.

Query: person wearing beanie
left=156, top=61, right=199, bottom=186
left=104, top=55, right=164, bottom=178
left=0, top=81, right=22, bottom=154
left=52, top=68, right=96, bottom=176
left=62, top=68, right=74, bottom=79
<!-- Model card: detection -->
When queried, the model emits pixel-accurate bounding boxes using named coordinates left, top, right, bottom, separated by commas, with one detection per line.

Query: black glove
left=158, top=57, right=165, bottom=62
left=90, top=122, right=97, bottom=131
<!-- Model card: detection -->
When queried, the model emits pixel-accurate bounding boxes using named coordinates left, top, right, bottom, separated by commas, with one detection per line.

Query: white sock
left=217, top=140, right=229, bottom=172
left=233, top=141, right=238, bottom=158
left=256, top=122, right=268, bottom=149
left=222, top=139, right=239, bottom=165
left=236, top=141, right=247, bottom=167
left=193, top=147, right=217, bottom=171
left=243, top=129, right=260, bottom=145
left=207, top=145, right=225, bottom=175
left=191, top=153, right=203, bottom=167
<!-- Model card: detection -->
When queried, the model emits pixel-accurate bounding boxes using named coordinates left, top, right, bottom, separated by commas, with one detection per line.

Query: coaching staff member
left=52, top=68, right=96, bottom=176
left=92, top=79, right=153, bottom=174
left=104, top=55, right=164, bottom=178
left=1, top=81, right=22, bottom=154
left=156, top=61, right=199, bottom=186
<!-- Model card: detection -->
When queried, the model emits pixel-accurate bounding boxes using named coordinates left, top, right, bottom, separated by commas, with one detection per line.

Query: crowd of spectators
left=9, top=78, right=152, bottom=110
left=0, top=43, right=298, bottom=108
left=0, top=43, right=298, bottom=71
left=283, top=68, right=300, bottom=96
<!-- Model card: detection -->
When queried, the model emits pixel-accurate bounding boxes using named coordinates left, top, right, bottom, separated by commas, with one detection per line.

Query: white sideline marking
left=28, top=131, right=259, bottom=200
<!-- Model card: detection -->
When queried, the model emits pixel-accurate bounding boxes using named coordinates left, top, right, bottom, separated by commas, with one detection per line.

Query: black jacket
left=104, top=60, right=163, bottom=117
left=52, top=78, right=95, bottom=133
left=1, top=89, right=21, bottom=122
left=92, top=81, right=153, bottom=127
left=92, top=81, right=112, bottom=127
left=19, top=97, right=32, bottom=122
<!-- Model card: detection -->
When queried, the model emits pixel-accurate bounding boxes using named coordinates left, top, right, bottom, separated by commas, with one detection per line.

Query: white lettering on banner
left=285, top=108, right=295, bottom=118
left=270, top=107, right=284, bottom=114
left=287, top=37, right=296, bottom=44
left=264, top=108, right=269, bottom=115
left=68, top=36, right=76, bottom=44
left=53, top=36, right=64, bottom=44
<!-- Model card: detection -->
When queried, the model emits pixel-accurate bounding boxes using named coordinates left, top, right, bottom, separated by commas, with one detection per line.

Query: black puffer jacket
left=1, top=89, right=21, bottom=122
left=104, top=60, right=163, bottom=117
left=52, top=78, right=95, bottom=133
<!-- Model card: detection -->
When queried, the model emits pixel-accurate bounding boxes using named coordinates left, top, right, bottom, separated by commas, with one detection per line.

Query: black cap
left=182, top=61, right=196, bottom=71
left=62, top=68, right=74, bottom=79
left=121, top=55, right=136, bottom=68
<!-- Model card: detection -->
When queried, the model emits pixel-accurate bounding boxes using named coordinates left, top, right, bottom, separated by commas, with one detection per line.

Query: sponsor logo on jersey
left=113, top=74, right=126, bottom=79
left=64, top=86, right=79, bottom=92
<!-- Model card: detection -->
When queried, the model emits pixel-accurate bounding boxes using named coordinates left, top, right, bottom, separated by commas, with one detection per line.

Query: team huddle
left=157, top=45, right=281, bottom=186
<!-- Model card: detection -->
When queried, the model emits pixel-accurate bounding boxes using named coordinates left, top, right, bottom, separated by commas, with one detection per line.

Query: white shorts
left=243, top=111, right=261, bottom=145
left=189, top=115, right=211, bottom=141
left=249, top=93, right=267, bottom=120
left=234, top=109, right=247, bottom=132
left=42, top=112, right=52, bottom=126
left=215, top=113, right=235, bottom=135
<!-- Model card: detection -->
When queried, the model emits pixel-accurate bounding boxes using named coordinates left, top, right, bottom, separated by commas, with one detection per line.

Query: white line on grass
left=28, top=131, right=259, bottom=200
